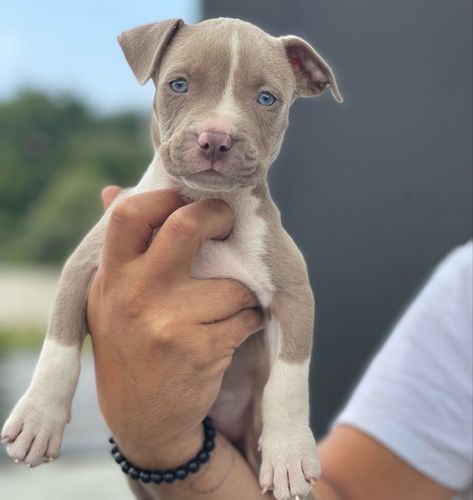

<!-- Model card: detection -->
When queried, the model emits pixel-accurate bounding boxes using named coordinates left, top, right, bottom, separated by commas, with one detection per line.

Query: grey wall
left=203, top=0, right=473, bottom=435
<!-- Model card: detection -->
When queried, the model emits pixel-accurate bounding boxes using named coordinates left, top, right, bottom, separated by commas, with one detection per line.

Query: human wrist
left=113, top=422, right=205, bottom=471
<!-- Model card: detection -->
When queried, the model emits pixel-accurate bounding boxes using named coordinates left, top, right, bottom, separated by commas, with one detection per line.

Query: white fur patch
left=29, top=339, right=81, bottom=402
left=262, top=340, right=311, bottom=430
left=135, top=163, right=275, bottom=308
left=215, top=31, right=241, bottom=120
left=191, top=188, right=275, bottom=308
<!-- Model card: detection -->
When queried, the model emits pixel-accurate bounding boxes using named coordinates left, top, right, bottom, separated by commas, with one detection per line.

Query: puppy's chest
left=192, top=208, right=275, bottom=309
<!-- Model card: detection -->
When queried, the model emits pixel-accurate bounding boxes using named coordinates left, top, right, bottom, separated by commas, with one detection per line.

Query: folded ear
left=281, top=36, right=342, bottom=102
left=118, top=19, right=184, bottom=85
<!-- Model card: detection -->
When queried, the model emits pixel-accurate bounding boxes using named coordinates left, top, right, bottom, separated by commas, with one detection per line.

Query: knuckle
left=110, top=198, right=139, bottom=226
left=152, top=320, right=178, bottom=347
left=166, top=209, right=200, bottom=241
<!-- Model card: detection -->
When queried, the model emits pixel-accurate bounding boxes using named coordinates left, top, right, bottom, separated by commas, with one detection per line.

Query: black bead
left=108, top=437, right=115, bottom=444
left=203, top=417, right=213, bottom=428
left=163, top=471, right=176, bottom=483
left=198, top=451, right=210, bottom=463
left=186, top=460, right=200, bottom=473
left=111, top=445, right=119, bottom=454
left=139, top=471, right=151, bottom=483
left=121, top=462, right=131, bottom=473
left=204, top=439, right=215, bottom=452
left=114, top=453, right=124, bottom=464
left=175, top=467, right=188, bottom=480
left=204, top=427, right=216, bottom=440
left=129, top=467, right=140, bottom=480
left=150, top=472, right=162, bottom=484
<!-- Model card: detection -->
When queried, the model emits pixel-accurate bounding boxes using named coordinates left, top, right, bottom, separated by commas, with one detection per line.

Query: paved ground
left=0, top=454, right=134, bottom=500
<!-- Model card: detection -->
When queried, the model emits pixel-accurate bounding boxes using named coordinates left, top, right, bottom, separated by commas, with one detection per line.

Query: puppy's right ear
left=118, top=19, right=184, bottom=85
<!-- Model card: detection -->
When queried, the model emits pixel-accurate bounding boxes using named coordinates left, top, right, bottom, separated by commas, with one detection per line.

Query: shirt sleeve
left=335, top=241, right=473, bottom=492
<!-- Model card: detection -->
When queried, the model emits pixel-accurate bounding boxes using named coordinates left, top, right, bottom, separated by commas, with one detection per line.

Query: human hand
left=87, top=187, right=263, bottom=470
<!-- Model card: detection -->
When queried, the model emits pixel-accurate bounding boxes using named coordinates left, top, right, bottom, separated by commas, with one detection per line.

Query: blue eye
left=170, top=78, right=188, bottom=93
left=257, top=91, right=276, bottom=106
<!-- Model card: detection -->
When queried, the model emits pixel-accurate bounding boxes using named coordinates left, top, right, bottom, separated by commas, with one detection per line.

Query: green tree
left=0, top=90, right=152, bottom=264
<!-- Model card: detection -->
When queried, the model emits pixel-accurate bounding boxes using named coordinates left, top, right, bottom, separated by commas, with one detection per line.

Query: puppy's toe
left=302, top=455, right=321, bottom=483
left=46, top=434, right=62, bottom=461
left=7, top=429, right=35, bottom=463
left=259, top=461, right=274, bottom=493
left=272, top=464, right=292, bottom=499
left=1, top=415, right=23, bottom=444
left=25, top=433, right=50, bottom=467
left=287, top=459, right=312, bottom=498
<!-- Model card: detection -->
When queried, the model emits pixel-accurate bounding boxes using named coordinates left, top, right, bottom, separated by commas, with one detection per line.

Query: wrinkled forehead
left=158, top=18, right=295, bottom=95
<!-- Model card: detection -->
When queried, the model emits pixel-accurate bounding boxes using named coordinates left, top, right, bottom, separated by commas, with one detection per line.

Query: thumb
left=101, top=185, right=123, bottom=211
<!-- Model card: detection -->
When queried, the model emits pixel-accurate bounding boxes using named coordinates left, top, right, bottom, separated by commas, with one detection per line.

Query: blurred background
left=0, top=0, right=471, bottom=498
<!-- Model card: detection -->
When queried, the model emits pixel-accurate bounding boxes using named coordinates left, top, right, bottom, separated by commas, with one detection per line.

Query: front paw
left=259, top=426, right=320, bottom=500
left=1, top=393, right=69, bottom=467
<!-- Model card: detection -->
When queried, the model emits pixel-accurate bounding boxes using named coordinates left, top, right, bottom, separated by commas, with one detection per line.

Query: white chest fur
left=191, top=193, right=275, bottom=308
left=134, top=160, right=275, bottom=308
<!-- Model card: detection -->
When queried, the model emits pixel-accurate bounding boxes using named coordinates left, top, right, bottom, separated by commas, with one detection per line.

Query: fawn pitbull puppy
left=1, top=17, right=341, bottom=500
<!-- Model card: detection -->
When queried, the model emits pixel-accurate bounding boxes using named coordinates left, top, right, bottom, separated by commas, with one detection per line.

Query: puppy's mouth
left=179, top=168, right=236, bottom=192
left=187, top=168, right=226, bottom=179
left=160, top=135, right=260, bottom=192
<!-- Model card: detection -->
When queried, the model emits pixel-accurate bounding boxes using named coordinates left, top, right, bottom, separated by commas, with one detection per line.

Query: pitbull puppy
left=1, top=18, right=341, bottom=500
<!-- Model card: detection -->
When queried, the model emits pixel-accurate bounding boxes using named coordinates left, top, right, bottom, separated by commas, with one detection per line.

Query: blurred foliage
left=0, top=326, right=93, bottom=352
left=0, top=90, right=152, bottom=263
left=0, top=326, right=43, bottom=351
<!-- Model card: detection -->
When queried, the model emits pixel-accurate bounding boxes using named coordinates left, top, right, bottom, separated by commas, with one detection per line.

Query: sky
left=0, top=0, right=202, bottom=113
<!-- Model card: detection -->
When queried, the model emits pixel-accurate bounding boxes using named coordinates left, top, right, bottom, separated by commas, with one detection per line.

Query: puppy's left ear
left=118, top=19, right=185, bottom=85
left=281, top=36, right=343, bottom=103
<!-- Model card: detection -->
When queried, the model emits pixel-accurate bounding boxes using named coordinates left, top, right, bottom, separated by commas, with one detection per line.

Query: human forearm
left=125, top=432, right=271, bottom=500
left=313, top=426, right=454, bottom=500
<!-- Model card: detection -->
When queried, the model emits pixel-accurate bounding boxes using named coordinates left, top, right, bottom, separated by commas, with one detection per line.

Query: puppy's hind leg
left=1, top=218, right=108, bottom=467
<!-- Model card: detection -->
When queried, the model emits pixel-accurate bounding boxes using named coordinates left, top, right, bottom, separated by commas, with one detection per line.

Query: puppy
left=2, top=17, right=342, bottom=500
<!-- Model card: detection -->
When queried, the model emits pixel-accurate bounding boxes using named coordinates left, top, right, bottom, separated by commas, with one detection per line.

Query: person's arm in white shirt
left=314, top=242, right=473, bottom=500
left=314, top=425, right=455, bottom=500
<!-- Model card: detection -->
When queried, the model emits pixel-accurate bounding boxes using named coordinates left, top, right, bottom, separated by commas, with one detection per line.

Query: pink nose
left=197, top=131, right=233, bottom=161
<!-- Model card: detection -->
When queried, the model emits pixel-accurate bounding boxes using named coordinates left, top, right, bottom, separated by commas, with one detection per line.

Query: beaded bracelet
left=109, top=417, right=216, bottom=484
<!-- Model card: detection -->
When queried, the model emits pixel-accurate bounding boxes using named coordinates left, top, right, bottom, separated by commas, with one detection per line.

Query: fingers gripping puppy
left=1, top=17, right=341, bottom=500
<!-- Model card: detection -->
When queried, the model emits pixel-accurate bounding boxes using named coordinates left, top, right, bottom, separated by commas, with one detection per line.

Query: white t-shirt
left=336, top=241, right=473, bottom=499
